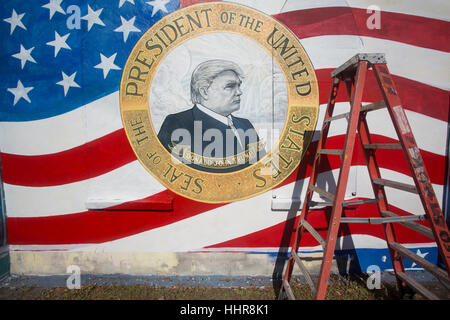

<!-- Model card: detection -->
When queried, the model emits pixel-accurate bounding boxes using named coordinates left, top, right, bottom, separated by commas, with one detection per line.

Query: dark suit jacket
left=157, top=105, right=265, bottom=172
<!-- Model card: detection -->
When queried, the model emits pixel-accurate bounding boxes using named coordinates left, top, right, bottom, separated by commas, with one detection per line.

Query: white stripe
left=360, top=168, right=443, bottom=215
left=4, top=161, right=166, bottom=218
left=85, top=91, right=123, bottom=143
left=359, top=37, right=450, bottom=89
left=369, top=108, right=447, bottom=156
left=273, top=166, right=361, bottom=203
left=0, top=104, right=85, bottom=156
left=4, top=181, right=88, bottom=218
left=279, top=0, right=351, bottom=15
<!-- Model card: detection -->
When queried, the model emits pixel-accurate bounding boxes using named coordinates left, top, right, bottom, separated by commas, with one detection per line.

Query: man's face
left=202, top=70, right=243, bottom=116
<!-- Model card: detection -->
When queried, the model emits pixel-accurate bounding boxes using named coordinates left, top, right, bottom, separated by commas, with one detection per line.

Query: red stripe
left=274, top=7, right=450, bottom=52
left=2, top=69, right=446, bottom=187
left=205, top=202, right=434, bottom=249
left=6, top=134, right=445, bottom=245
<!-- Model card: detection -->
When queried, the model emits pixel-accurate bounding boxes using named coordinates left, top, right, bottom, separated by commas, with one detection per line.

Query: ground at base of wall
left=0, top=273, right=448, bottom=300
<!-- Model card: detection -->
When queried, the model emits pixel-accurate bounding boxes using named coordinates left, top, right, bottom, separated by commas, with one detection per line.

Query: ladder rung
left=300, top=219, right=326, bottom=249
left=343, top=198, right=378, bottom=206
left=396, top=272, right=441, bottom=300
left=372, top=178, right=418, bottom=194
left=380, top=211, right=434, bottom=239
left=291, top=251, right=317, bottom=296
left=363, top=143, right=402, bottom=150
left=282, top=280, right=295, bottom=300
left=360, top=101, right=386, bottom=112
left=389, top=242, right=450, bottom=286
left=317, top=149, right=344, bottom=156
left=309, top=185, right=335, bottom=201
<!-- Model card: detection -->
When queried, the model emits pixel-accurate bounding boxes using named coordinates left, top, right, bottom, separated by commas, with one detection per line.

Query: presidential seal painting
left=120, top=2, right=319, bottom=203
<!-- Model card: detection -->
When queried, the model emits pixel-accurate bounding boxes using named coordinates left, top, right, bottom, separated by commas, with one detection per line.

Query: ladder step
left=282, top=280, right=295, bottom=300
left=363, top=143, right=402, bottom=150
left=372, top=178, right=418, bottom=194
left=291, top=251, right=317, bottom=296
left=389, top=242, right=450, bottom=286
left=317, top=149, right=344, bottom=156
left=380, top=211, right=434, bottom=240
left=396, top=272, right=441, bottom=300
left=300, top=219, right=326, bottom=249
left=309, top=185, right=335, bottom=201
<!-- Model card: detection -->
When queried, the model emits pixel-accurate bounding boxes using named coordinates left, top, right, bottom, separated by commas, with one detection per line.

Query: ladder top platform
left=331, top=53, right=386, bottom=77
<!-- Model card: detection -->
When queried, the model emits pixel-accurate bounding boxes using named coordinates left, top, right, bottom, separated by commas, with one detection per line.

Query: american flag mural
left=0, top=0, right=448, bottom=274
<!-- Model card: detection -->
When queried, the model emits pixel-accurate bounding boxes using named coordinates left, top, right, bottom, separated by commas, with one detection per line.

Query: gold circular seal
left=120, top=2, right=319, bottom=203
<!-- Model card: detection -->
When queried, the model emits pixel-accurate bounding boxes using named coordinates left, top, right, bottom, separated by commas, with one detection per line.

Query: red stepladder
left=278, top=53, right=450, bottom=300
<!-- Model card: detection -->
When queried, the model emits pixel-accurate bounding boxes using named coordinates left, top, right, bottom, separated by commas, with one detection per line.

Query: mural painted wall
left=0, top=0, right=448, bottom=275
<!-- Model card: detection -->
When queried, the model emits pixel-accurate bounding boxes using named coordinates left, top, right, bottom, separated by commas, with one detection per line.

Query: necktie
left=227, top=116, right=244, bottom=150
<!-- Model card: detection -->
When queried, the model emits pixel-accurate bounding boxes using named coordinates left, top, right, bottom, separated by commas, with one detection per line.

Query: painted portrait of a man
left=157, top=59, right=266, bottom=172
